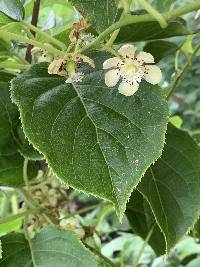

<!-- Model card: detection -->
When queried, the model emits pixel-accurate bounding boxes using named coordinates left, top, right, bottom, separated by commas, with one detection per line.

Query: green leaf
left=126, top=190, right=166, bottom=255
left=17, top=125, right=43, bottom=160
left=144, top=40, right=178, bottom=63
left=0, top=71, right=41, bottom=160
left=0, top=218, right=21, bottom=234
left=0, top=72, right=38, bottom=186
left=116, top=18, right=191, bottom=43
left=0, top=41, right=11, bottom=62
left=0, top=227, right=107, bottom=267
left=0, top=0, right=24, bottom=21
left=10, top=53, right=168, bottom=219
left=137, top=124, right=200, bottom=253
left=169, top=115, right=183, bottom=128
left=0, top=153, right=38, bottom=187
left=0, top=73, right=19, bottom=155
left=0, top=12, right=12, bottom=26
left=70, top=0, right=119, bottom=33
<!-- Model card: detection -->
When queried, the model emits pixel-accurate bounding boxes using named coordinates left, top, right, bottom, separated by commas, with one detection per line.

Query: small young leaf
left=11, top=53, right=168, bottom=219
left=0, top=227, right=107, bottom=267
left=71, top=0, right=119, bottom=33
left=0, top=0, right=24, bottom=21
left=137, top=124, right=200, bottom=253
left=115, top=18, right=191, bottom=43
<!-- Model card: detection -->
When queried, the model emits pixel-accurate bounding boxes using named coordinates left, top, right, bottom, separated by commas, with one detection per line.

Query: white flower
left=103, top=44, right=162, bottom=96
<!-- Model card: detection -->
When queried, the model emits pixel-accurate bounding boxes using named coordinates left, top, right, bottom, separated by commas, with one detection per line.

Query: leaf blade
left=138, top=124, right=200, bottom=253
left=11, top=54, right=168, bottom=218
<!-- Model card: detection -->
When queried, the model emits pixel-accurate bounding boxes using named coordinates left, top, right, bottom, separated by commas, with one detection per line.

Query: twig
left=23, top=158, right=30, bottom=190
left=132, top=224, right=155, bottom=267
left=25, top=0, right=41, bottom=63
left=0, top=209, right=37, bottom=225
left=83, top=242, right=116, bottom=267
left=24, top=213, right=37, bottom=267
left=167, top=43, right=200, bottom=99
left=60, top=203, right=105, bottom=220
left=137, top=0, right=168, bottom=28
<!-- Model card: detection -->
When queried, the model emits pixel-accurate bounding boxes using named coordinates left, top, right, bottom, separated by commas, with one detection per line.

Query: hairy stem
left=0, top=30, right=65, bottom=57
left=84, top=243, right=116, bottom=267
left=24, top=214, right=37, bottom=267
left=0, top=62, right=29, bottom=70
left=23, top=158, right=30, bottom=189
left=137, top=0, right=168, bottom=28
left=0, top=209, right=37, bottom=225
left=79, top=1, right=200, bottom=53
left=132, top=224, right=155, bottom=267
left=22, top=21, right=66, bottom=50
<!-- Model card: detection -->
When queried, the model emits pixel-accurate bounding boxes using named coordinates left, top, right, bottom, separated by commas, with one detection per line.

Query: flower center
left=66, top=61, right=77, bottom=76
left=125, top=63, right=138, bottom=75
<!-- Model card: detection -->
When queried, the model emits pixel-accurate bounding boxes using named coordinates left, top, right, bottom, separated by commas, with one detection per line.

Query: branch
left=167, top=43, right=200, bottom=99
left=25, top=0, right=41, bottom=63
left=79, top=1, right=200, bottom=53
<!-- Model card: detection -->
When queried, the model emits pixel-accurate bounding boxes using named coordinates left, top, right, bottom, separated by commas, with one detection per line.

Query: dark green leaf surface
left=0, top=0, right=24, bottom=21
left=0, top=227, right=105, bottom=267
left=11, top=53, right=168, bottom=218
left=138, top=124, right=200, bottom=253
left=126, top=190, right=166, bottom=255
left=0, top=72, right=19, bottom=156
left=0, top=73, right=38, bottom=186
left=70, top=0, right=119, bottom=33
left=144, top=40, right=179, bottom=63
left=17, top=125, right=43, bottom=160
left=0, top=152, right=38, bottom=187
left=115, top=19, right=191, bottom=43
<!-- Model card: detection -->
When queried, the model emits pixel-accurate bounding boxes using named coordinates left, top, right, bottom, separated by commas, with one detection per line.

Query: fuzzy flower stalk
left=103, top=44, right=162, bottom=96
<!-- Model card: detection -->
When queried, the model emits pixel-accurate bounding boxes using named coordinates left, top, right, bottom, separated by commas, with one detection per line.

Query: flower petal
left=79, top=55, right=95, bottom=68
left=105, top=69, right=120, bottom=87
left=144, top=65, right=162, bottom=84
left=118, top=44, right=136, bottom=58
left=103, top=57, right=122, bottom=69
left=136, top=52, right=154, bottom=64
left=48, top=59, right=63, bottom=75
left=118, top=81, right=139, bottom=96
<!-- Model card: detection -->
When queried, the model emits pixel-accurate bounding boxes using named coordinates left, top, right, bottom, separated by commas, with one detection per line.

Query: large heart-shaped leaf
left=70, top=0, right=119, bottom=33
left=0, top=0, right=24, bottom=21
left=11, top=53, right=168, bottom=218
left=137, top=124, right=200, bottom=253
left=0, top=227, right=106, bottom=267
